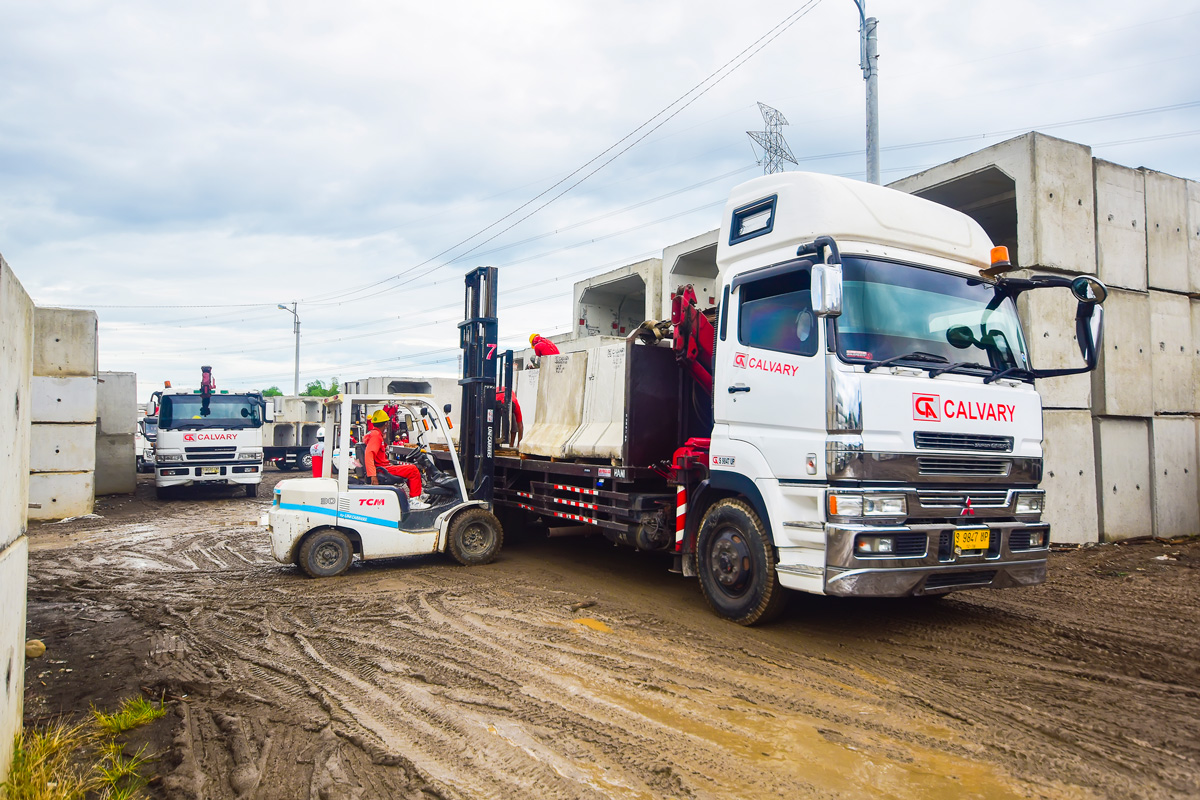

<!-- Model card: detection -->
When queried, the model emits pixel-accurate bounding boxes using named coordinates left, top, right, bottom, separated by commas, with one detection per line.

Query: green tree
left=261, top=386, right=284, bottom=397
left=301, top=378, right=340, bottom=397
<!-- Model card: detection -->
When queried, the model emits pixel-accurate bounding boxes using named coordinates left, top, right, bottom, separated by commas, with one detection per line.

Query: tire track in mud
left=25, top=488, right=1200, bottom=799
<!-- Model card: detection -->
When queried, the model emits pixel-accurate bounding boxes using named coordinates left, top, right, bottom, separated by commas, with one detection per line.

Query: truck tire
left=447, top=508, right=504, bottom=566
left=298, top=528, right=353, bottom=578
left=155, top=486, right=175, bottom=501
left=696, top=498, right=788, bottom=626
left=277, top=462, right=294, bottom=472
left=300, top=452, right=313, bottom=470
left=245, top=483, right=258, bottom=498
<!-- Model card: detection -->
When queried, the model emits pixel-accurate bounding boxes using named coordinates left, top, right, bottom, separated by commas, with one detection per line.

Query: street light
left=851, top=0, right=880, bottom=184
left=278, top=302, right=300, bottom=396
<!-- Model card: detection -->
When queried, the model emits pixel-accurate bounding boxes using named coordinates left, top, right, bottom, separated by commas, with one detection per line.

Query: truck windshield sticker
left=732, top=352, right=797, bottom=377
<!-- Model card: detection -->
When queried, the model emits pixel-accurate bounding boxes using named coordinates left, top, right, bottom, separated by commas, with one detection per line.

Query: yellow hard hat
left=369, top=409, right=390, bottom=424
left=529, top=333, right=539, bottom=344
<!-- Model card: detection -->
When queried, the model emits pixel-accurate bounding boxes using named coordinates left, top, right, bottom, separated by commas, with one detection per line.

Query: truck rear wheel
left=298, top=528, right=353, bottom=578
left=697, top=498, right=788, bottom=626
left=447, top=508, right=503, bottom=566
left=300, top=452, right=313, bottom=470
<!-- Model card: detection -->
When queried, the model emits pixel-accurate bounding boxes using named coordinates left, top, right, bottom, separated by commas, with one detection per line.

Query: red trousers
left=378, top=463, right=422, bottom=497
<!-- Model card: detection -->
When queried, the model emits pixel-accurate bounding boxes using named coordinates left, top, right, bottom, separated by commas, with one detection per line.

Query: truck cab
left=692, top=172, right=1105, bottom=621
left=152, top=390, right=266, bottom=498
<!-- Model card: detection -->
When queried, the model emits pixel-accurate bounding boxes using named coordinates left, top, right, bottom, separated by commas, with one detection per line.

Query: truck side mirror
left=811, top=264, right=843, bottom=317
left=1071, top=275, right=1107, bottom=305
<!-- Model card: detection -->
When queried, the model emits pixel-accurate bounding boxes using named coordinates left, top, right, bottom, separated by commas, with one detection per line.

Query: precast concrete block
left=1149, top=291, right=1194, bottom=414
left=33, top=306, right=98, bottom=377
left=1095, top=417, right=1153, bottom=541
left=1149, top=417, right=1199, bottom=538
left=514, top=367, right=540, bottom=436
left=661, top=230, right=720, bottom=320
left=574, top=258, right=662, bottom=339
left=96, top=371, right=137, bottom=435
left=1029, top=134, right=1097, bottom=275
left=95, top=433, right=136, bottom=495
left=1193, top=299, right=1200, bottom=412
left=32, top=376, right=97, bottom=423
left=565, top=345, right=627, bottom=460
left=1143, top=170, right=1190, bottom=294
left=1187, top=180, right=1200, bottom=293
left=27, top=471, right=95, bottom=521
left=1093, top=160, right=1147, bottom=291
left=30, top=423, right=97, bottom=472
left=0, top=537, right=29, bottom=788
left=0, top=253, right=34, bottom=550
left=1041, top=410, right=1099, bottom=544
left=520, top=352, right=588, bottom=459
left=1091, top=288, right=1152, bottom=418
left=1017, top=284, right=1091, bottom=408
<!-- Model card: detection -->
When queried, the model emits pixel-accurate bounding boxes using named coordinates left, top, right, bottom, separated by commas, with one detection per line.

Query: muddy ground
left=21, top=471, right=1200, bottom=799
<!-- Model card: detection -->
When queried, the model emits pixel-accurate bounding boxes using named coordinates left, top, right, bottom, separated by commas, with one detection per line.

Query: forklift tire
left=447, top=508, right=504, bottom=566
left=298, top=528, right=353, bottom=578
left=245, top=483, right=258, bottom=498
left=696, top=498, right=788, bottom=626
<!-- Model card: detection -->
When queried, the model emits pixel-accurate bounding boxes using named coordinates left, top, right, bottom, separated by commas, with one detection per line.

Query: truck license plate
left=955, top=528, right=990, bottom=551
left=201, top=467, right=219, bottom=476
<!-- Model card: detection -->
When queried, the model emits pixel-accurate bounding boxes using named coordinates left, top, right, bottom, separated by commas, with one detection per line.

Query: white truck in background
left=134, top=414, right=157, bottom=473
left=151, top=384, right=266, bottom=499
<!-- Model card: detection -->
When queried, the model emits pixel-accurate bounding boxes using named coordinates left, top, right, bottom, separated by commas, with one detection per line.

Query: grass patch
left=4, top=696, right=167, bottom=800
left=92, top=697, right=165, bottom=737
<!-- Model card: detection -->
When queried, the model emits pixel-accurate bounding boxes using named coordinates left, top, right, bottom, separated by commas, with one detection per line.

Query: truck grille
left=917, top=490, right=1009, bottom=508
left=914, top=432, right=1013, bottom=452
left=184, top=446, right=237, bottom=462
left=917, top=457, right=1011, bottom=476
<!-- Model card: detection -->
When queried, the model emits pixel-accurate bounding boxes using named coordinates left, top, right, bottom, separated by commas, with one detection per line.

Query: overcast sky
left=1, top=0, right=1197, bottom=401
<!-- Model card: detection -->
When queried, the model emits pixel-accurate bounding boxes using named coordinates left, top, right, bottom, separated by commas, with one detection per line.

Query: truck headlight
left=156, top=453, right=182, bottom=463
left=1015, top=493, right=1045, bottom=514
left=856, top=535, right=895, bottom=554
left=828, top=493, right=906, bottom=517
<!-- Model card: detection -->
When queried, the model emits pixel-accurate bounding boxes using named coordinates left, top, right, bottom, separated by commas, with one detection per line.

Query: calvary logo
left=913, top=393, right=941, bottom=422
left=733, top=352, right=748, bottom=369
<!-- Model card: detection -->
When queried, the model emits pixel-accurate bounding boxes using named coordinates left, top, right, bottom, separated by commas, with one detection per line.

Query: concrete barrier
left=1093, top=160, right=1147, bottom=292
left=520, top=352, right=588, bottom=458
left=1041, top=410, right=1099, bottom=544
left=566, top=345, right=627, bottom=460
left=1144, top=170, right=1190, bottom=294
left=96, top=371, right=136, bottom=495
left=1150, top=417, right=1200, bottom=539
left=1095, top=417, right=1153, bottom=541
left=1149, top=291, right=1193, bottom=414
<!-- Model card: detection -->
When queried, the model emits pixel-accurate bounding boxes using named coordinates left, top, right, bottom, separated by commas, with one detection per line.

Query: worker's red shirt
left=363, top=427, right=390, bottom=477
left=495, top=388, right=522, bottom=427
left=532, top=337, right=560, bottom=356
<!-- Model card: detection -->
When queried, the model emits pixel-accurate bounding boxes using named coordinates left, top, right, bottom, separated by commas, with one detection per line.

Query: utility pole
left=278, top=302, right=300, bottom=395
left=852, top=1, right=880, bottom=184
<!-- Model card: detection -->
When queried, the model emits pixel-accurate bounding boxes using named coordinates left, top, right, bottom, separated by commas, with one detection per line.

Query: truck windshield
left=835, top=257, right=1029, bottom=373
left=159, top=395, right=262, bottom=430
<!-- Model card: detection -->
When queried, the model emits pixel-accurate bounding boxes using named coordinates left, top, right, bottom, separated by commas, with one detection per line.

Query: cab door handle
left=728, top=384, right=751, bottom=394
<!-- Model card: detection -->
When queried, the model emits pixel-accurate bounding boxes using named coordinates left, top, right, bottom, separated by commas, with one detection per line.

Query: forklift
left=265, top=267, right=505, bottom=577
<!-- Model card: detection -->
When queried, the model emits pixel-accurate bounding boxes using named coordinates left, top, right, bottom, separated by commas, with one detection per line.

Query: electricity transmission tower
left=746, top=102, right=797, bottom=175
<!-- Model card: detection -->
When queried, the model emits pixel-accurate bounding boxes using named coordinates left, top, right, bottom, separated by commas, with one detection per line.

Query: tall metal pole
left=278, top=302, right=301, bottom=395
left=853, top=0, right=880, bottom=184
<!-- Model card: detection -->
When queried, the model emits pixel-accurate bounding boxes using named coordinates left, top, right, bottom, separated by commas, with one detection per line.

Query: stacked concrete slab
left=0, top=253, right=34, bottom=786
left=29, top=308, right=99, bottom=520
left=892, top=132, right=1200, bottom=543
left=96, top=371, right=137, bottom=495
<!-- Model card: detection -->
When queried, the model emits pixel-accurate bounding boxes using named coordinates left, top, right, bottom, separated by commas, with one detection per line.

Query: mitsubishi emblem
left=960, top=497, right=976, bottom=516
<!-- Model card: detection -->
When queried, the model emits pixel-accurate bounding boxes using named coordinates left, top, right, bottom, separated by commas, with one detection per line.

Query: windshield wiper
left=863, top=351, right=948, bottom=373
left=983, top=366, right=1036, bottom=384
left=928, top=361, right=991, bottom=378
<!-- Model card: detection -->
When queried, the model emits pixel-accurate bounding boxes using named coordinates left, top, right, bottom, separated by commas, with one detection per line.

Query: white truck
left=152, top=388, right=267, bottom=499
left=134, top=414, right=158, bottom=473
left=484, top=171, right=1107, bottom=624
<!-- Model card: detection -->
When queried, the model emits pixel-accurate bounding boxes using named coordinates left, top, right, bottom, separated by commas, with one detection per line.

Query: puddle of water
left=574, top=618, right=612, bottom=633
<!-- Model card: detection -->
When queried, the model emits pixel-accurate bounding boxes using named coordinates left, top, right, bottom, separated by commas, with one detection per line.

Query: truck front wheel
left=298, top=528, right=353, bottom=578
left=447, top=508, right=504, bottom=566
left=697, top=498, right=788, bottom=626
left=245, top=483, right=258, bottom=498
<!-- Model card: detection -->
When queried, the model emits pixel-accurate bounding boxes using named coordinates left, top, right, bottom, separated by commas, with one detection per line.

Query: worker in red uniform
left=364, top=410, right=426, bottom=507
left=529, top=333, right=559, bottom=357
left=495, top=387, right=523, bottom=448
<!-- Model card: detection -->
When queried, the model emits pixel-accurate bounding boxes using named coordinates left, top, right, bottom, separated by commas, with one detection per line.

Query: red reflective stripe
left=674, top=486, right=686, bottom=551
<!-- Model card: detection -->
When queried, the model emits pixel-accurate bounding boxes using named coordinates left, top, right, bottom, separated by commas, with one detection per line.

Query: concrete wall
left=0, top=253, right=34, bottom=788
left=893, top=132, right=1200, bottom=543
left=30, top=308, right=98, bottom=520
left=96, top=371, right=136, bottom=495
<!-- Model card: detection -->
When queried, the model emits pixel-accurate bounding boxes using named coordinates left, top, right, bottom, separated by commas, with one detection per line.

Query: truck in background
left=477, top=171, right=1106, bottom=625
left=151, top=369, right=266, bottom=499
left=134, top=413, right=157, bottom=473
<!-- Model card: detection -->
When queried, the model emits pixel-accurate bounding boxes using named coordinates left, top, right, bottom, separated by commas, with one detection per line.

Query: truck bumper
left=822, top=521, right=1050, bottom=597
left=156, top=464, right=263, bottom=487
